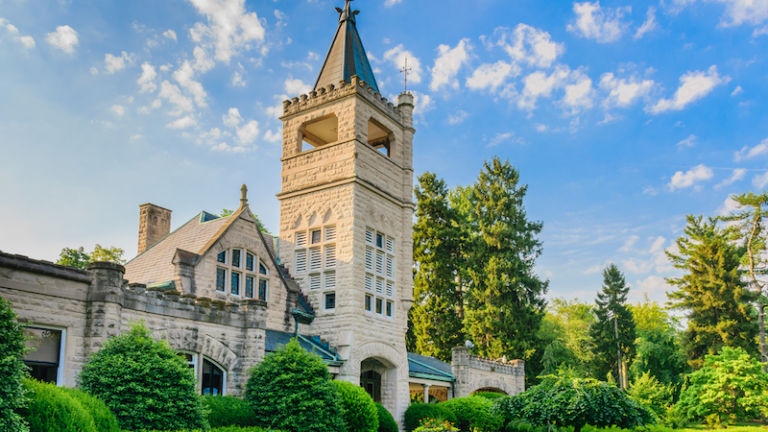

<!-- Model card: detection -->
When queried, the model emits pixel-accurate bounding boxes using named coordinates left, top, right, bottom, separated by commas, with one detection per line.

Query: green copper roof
left=314, top=0, right=379, bottom=93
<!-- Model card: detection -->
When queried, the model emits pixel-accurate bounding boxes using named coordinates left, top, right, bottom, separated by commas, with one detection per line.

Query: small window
left=295, top=250, right=307, bottom=273
left=365, top=294, right=373, bottom=311
left=365, top=274, right=373, bottom=291
left=258, top=279, right=268, bottom=301
left=24, top=327, right=63, bottom=384
left=386, top=256, right=394, bottom=278
left=202, top=358, right=225, bottom=396
left=386, top=280, right=394, bottom=298
left=386, top=237, right=394, bottom=253
left=324, top=292, right=336, bottom=310
left=386, top=301, right=393, bottom=317
left=376, top=233, right=384, bottom=249
left=376, top=298, right=383, bottom=315
left=309, top=274, right=321, bottom=290
left=324, top=271, right=336, bottom=290
left=325, top=226, right=336, bottom=242
left=365, top=228, right=374, bottom=245
left=310, top=229, right=322, bottom=244
left=259, top=262, right=268, bottom=275
left=216, top=268, right=227, bottom=292
left=217, top=251, right=227, bottom=264
left=296, top=231, right=307, bottom=247
left=325, top=245, right=336, bottom=268
left=231, top=271, right=241, bottom=296
left=309, top=247, right=322, bottom=271
left=246, top=253, right=255, bottom=271
left=245, top=276, right=254, bottom=298
left=232, top=249, right=241, bottom=268
left=375, top=251, right=384, bottom=275
left=376, top=277, right=384, bottom=294
left=365, top=248, right=374, bottom=271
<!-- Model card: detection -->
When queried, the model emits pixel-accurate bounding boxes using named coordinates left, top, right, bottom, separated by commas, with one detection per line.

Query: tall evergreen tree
left=407, top=172, right=466, bottom=361
left=589, top=264, right=636, bottom=387
left=667, top=215, right=758, bottom=369
left=462, top=158, right=548, bottom=375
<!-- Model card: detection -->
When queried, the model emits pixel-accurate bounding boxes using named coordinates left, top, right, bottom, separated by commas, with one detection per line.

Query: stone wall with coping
left=451, top=347, right=525, bottom=398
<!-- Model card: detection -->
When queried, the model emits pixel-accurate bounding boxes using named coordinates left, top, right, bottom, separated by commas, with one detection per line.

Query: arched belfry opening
left=299, top=114, right=339, bottom=152
left=368, top=117, right=392, bottom=157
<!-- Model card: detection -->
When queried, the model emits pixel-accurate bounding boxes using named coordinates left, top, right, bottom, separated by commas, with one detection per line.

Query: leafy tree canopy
left=56, top=244, right=126, bottom=269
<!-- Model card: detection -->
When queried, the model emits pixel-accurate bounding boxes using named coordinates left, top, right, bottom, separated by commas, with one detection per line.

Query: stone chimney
left=137, top=203, right=172, bottom=254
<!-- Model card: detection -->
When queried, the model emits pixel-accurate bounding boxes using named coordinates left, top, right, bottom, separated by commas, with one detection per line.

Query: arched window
left=202, top=358, right=226, bottom=396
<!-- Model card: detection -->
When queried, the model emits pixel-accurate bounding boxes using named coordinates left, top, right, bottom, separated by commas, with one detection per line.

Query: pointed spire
left=313, top=0, right=379, bottom=93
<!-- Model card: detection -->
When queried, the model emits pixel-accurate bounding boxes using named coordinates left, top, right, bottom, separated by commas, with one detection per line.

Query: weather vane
left=400, top=57, right=412, bottom=92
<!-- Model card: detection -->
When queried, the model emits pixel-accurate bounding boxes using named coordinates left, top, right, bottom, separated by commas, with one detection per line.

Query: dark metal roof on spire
left=313, top=0, right=379, bottom=93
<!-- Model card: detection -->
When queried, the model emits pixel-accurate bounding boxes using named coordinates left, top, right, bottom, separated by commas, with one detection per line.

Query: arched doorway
left=360, top=357, right=395, bottom=406
left=361, top=370, right=382, bottom=402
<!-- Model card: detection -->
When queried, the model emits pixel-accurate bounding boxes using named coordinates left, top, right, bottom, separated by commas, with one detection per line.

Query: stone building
left=0, top=0, right=525, bottom=425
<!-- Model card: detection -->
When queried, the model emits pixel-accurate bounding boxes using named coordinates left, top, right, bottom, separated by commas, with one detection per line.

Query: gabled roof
left=313, top=1, right=379, bottom=93
left=265, top=329, right=343, bottom=366
left=408, top=352, right=455, bottom=382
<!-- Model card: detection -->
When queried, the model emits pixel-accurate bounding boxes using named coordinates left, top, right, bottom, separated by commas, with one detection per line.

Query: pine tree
left=589, top=264, right=636, bottom=387
left=407, top=173, right=466, bottom=361
left=462, top=158, right=548, bottom=374
left=667, top=215, right=758, bottom=369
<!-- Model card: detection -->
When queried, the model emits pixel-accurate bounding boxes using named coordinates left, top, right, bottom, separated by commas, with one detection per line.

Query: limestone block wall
left=451, top=347, right=525, bottom=397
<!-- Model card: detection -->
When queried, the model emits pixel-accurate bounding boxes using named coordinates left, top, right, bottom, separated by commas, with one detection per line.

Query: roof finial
left=335, top=0, right=359, bottom=24
left=400, top=56, right=413, bottom=92
left=240, top=184, right=248, bottom=207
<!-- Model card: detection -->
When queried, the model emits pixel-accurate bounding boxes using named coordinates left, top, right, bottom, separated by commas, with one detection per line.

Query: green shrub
left=504, top=419, right=543, bottom=432
left=627, top=372, right=671, bottom=420
left=376, top=402, right=399, bottom=432
left=473, top=391, right=508, bottom=400
left=245, top=339, right=345, bottom=432
left=61, top=386, right=120, bottom=432
left=139, top=427, right=279, bottom=432
left=0, top=297, right=29, bottom=432
left=23, top=379, right=97, bottom=432
left=404, top=403, right=457, bottom=432
left=332, top=380, right=378, bottom=432
left=494, top=376, right=654, bottom=432
left=413, top=418, right=459, bottom=432
left=440, top=396, right=503, bottom=432
left=78, top=322, right=208, bottom=431
left=202, top=396, right=257, bottom=427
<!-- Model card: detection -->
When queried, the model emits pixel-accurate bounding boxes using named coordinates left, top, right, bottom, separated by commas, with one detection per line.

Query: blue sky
left=1, top=0, right=767, bottom=304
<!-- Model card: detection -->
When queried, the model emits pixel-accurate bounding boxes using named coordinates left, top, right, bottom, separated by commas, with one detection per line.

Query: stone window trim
left=23, top=324, right=66, bottom=386
left=215, top=247, right=270, bottom=302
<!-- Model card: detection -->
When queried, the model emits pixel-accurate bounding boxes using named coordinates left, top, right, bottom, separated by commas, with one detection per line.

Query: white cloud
left=411, top=91, right=434, bottom=116
left=517, top=65, right=572, bottom=110
left=563, top=73, right=595, bottom=113
left=620, top=235, right=640, bottom=252
left=716, top=168, right=747, bottom=188
left=137, top=63, right=158, bottom=93
left=236, top=120, right=259, bottom=146
left=173, top=61, right=207, bottom=107
left=734, top=139, right=768, bottom=161
left=264, top=129, right=281, bottom=143
left=487, top=132, right=526, bottom=147
left=167, top=115, right=196, bottom=129
left=192, top=46, right=215, bottom=72
left=676, top=134, right=697, bottom=149
left=719, top=195, right=744, bottom=216
left=731, top=85, right=743, bottom=96
left=754, top=171, right=768, bottom=189
left=567, top=1, right=631, bottom=43
left=187, top=0, right=266, bottom=64
left=713, top=0, right=768, bottom=27
left=2, top=20, right=37, bottom=49
left=17, top=35, right=35, bottom=48
left=110, top=104, right=125, bottom=117
left=158, top=80, right=194, bottom=115
left=430, top=39, right=471, bottom=91
left=46, top=25, right=79, bottom=54
left=649, top=66, right=730, bottom=114
left=636, top=275, right=669, bottom=296
left=494, top=24, right=564, bottom=68
left=284, top=78, right=311, bottom=96
left=384, top=0, right=402, bottom=6
left=755, top=25, right=768, bottom=36
left=163, top=29, right=177, bottom=41
left=649, top=236, right=667, bottom=254
left=668, top=164, right=714, bottom=191
left=382, top=44, right=423, bottom=84
left=223, top=107, right=242, bottom=127
left=231, top=71, right=246, bottom=87
left=634, top=7, right=658, bottom=39
left=466, top=61, right=520, bottom=91
left=104, top=51, right=134, bottom=74
left=447, top=110, right=469, bottom=125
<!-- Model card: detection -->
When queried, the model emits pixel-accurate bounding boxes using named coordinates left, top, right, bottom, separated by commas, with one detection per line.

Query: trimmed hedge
left=61, top=386, right=120, bottom=432
left=439, top=396, right=503, bottom=432
left=23, top=379, right=97, bottom=432
left=376, top=402, right=399, bottom=432
left=141, top=428, right=280, bottom=432
left=404, top=403, right=457, bottom=432
left=473, top=391, right=508, bottom=400
left=332, top=380, right=379, bottom=432
left=202, top=396, right=257, bottom=428
left=0, top=297, right=29, bottom=432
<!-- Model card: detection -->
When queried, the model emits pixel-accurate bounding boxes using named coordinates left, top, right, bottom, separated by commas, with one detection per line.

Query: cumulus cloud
left=187, top=0, right=266, bottom=63
left=430, top=39, right=471, bottom=91
left=104, top=51, right=134, bottom=74
left=447, top=110, right=469, bottom=125
left=110, top=104, right=126, bottom=117
left=383, top=44, right=423, bottom=84
left=636, top=275, right=670, bottom=296
left=668, top=164, right=714, bottom=190
left=2, top=20, right=36, bottom=48
left=163, top=29, right=177, bottom=41
left=734, top=139, right=768, bottom=161
left=715, top=168, right=747, bottom=188
left=231, top=71, right=246, bottom=87
left=634, top=7, right=658, bottom=39
left=46, top=25, right=79, bottom=53
left=167, top=115, right=197, bottom=129
left=563, top=73, right=595, bottom=113
left=648, top=66, right=729, bottom=114
left=284, top=78, right=311, bottom=95
left=567, top=1, right=631, bottom=43
left=173, top=61, right=207, bottom=107
left=192, top=46, right=215, bottom=72
left=236, top=120, right=260, bottom=146
left=263, top=129, right=281, bottom=143
left=599, top=73, right=655, bottom=107
left=754, top=171, right=768, bottom=189
left=516, top=65, right=572, bottom=110
left=137, top=63, right=158, bottom=93
left=493, top=24, right=564, bottom=68
left=223, top=107, right=242, bottom=127
left=158, top=80, right=195, bottom=115
left=466, top=61, right=520, bottom=91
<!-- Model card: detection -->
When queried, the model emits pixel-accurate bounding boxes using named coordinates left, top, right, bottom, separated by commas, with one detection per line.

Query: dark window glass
left=376, top=298, right=383, bottom=314
left=386, top=301, right=393, bottom=317
left=259, top=279, right=268, bottom=301
left=216, top=268, right=226, bottom=292
left=217, top=251, right=227, bottom=263
left=231, top=272, right=241, bottom=295
left=24, top=327, right=62, bottom=384
left=246, top=253, right=254, bottom=271
left=259, top=262, right=268, bottom=275
left=245, top=276, right=254, bottom=298
left=325, top=292, right=336, bottom=310
left=232, top=249, right=241, bottom=267
left=365, top=295, right=372, bottom=311
left=311, top=230, right=322, bottom=244
left=376, top=233, right=383, bottom=248
left=202, top=358, right=224, bottom=396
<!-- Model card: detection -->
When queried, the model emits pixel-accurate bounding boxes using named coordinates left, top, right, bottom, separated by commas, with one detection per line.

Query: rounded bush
left=61, top=386, right=120, bottom=432
left=404, top=403, right=457, bottom=432
left=245, top=338, right=345, bottom=432
left=0, top=297, right=29, bottom=432
left=23, top=379, right=96, bottom=432
left=473, top=391, right=508, bottom=400
left=439, top=396, right=503, bottom=432
left=332, top=380, right=379, bottom=432
left=202, top=396, right=257, bottom=427
left=376, top=402, right=399, bottom=432
left=78, top=322, right=208, bottom=431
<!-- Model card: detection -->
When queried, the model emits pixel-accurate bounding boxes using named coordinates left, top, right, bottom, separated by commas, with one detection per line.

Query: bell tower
left=277, top=0, right=415, bottom=422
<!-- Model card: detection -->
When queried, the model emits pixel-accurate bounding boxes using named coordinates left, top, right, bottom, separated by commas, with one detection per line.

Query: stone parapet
left=451, top=347, right=525, bottom=398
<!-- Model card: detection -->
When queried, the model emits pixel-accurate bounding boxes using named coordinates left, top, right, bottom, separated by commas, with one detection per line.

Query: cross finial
left=240, top=184, right=248, bottom=207
left=400, top=57, right=413, bottom=92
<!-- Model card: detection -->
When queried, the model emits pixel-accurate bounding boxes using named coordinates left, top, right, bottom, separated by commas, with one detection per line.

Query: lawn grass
left=677, top=424, right=767, bottom=432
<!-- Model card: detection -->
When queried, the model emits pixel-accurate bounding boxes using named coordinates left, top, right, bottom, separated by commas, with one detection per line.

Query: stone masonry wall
left=451, top=347, right=525, bottom=397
